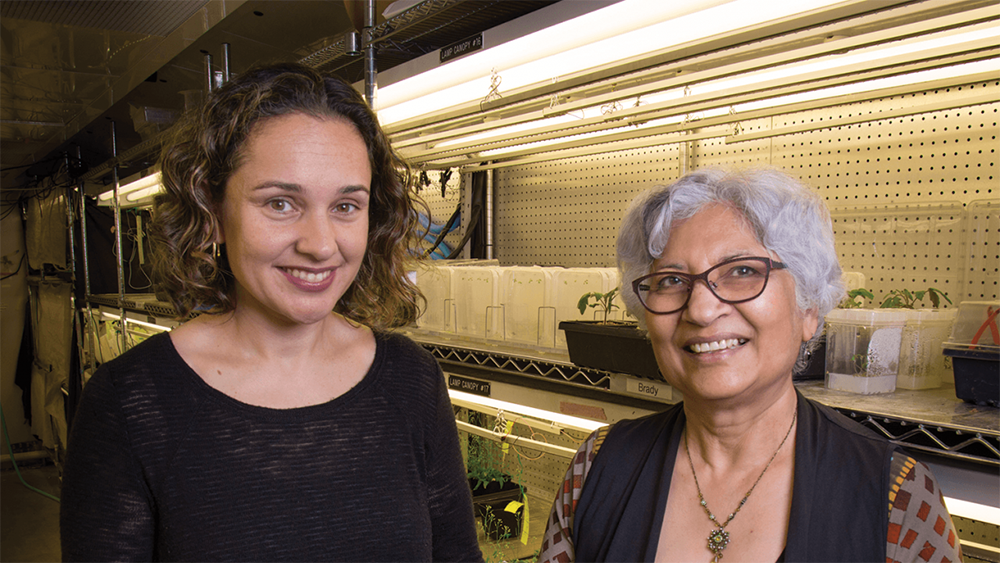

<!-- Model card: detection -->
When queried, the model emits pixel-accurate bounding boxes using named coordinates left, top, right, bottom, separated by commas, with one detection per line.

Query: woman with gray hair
left=540, top=168, right=960, bottom=562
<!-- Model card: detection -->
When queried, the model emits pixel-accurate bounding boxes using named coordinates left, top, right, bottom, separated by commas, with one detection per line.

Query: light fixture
left=944, top=496, right=1000, bottom=527
left=97, top=170, right=163, bottom=209
left=386, top=1, right=1000, bottom=171
left=448, top=389, right=607, bottom=434
left=377, top=0, right=864, bottom=128
left=100, top=311, right=174, bottom=333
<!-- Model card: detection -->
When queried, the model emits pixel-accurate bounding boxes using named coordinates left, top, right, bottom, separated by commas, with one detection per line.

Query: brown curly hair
left=150, top=61, right=426, bottom=329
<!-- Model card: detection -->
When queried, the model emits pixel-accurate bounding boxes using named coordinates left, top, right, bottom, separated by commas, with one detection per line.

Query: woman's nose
left=681, top=278, right=729, bottom=326
left=295, top=213, right=338, bottom=260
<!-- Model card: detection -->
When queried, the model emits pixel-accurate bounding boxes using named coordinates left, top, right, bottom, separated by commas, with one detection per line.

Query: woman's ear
left=801, top=307, right=820, bottom=342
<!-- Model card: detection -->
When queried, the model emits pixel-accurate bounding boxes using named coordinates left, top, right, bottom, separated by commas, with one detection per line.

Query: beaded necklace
left=683, top=406, right=797, bottom=562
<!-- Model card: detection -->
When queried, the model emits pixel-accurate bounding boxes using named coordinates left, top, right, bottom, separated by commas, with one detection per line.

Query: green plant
left=880, top=287, right=952, bottom=309
left=466, top=433, right=508, bottom=492
left=840, top=288, right=875, bottom=309
left=577, top=287, right=620, bottom=323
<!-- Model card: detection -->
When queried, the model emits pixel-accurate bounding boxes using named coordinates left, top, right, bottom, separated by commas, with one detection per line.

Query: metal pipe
left=204, top=53, right=214, bottom=93
left=221, top=43, right=232, bottom=83
left=485, top=168, right=494, bottom=260
left=363, top=0, right=377, bottom=107
left=64, top=153, right=76, bottom=282
left=77, top=146, right=96, bottom=375
left=110, top=121, right=127, bottom=354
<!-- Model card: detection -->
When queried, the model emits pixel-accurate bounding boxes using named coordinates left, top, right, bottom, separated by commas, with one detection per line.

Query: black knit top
left=60, top=331, right=483, bottom=562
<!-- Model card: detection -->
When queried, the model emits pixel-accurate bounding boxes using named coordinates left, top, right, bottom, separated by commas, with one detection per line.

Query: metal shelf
left=411, top=332, right=1000, bottom=466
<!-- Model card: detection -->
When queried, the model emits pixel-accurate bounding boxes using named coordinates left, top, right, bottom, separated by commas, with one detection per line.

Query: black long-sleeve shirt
left=61, top=330, right=483, bottom=562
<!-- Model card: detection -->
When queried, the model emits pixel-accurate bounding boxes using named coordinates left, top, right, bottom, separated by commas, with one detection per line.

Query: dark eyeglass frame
left=631, top=256, right=787, bottom=315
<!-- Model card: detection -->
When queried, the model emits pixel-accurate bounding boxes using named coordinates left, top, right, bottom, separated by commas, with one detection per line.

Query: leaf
left=577, top=293, right=593, bottom=315
left=880, top=296, right=901, bottom=308
left=928, top=287, right=952, bottom=306
left=853, top=288, right=875, bottom=300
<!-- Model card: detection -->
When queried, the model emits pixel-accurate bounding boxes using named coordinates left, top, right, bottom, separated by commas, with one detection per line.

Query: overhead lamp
left=101, top=311, right=173, bottom=333
left=377, top=0, right=854, bottom=127
left=401, top=18, right=998, bottom=164
left=448, top=389, right=607, bottom=434
left=97, top=171, right=164, bottom=209
left=944, top=496, right=1000, bottom=527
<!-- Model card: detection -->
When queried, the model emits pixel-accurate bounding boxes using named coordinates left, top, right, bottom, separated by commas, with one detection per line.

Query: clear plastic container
left=551, top=268, right=614, bottom=349
left=453, top=266, right=502, bottom=340
left=896, top=309, right=957, bottom=390
left=824, top=309, right=908, bottom=394
left=414, top=265, right=454, bottom=331
left=501, top=266, right=554, bottom=346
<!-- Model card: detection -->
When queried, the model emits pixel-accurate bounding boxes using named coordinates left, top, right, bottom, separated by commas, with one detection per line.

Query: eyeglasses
left=631, top=257, right=787, bottom=315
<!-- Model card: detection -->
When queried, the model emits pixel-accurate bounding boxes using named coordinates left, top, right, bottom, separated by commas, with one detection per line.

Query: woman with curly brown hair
left=60, top=62, right=483, bottom=562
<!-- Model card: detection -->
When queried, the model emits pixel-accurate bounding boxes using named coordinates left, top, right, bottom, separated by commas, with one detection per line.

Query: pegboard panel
left=494, top=144, right=681, bottom=267
left=415, top=168, right=463, bottom=259
left=964, top=199, right=999, bottom=302
left=490, top=81, right=997, bottom=302
left=766, top=86, right=997, bottom=205
left=829, top=203, right=967, bottom=307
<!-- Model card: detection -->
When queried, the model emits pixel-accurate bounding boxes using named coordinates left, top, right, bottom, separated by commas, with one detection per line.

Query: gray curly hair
left=616, top=168, right=845, bottom=373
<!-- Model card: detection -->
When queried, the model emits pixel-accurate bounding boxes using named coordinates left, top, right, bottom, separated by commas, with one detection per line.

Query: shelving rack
left=72, top=3, right=997, bottom=553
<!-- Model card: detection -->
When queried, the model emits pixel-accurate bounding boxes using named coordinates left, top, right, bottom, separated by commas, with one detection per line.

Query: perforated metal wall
left=493, top=81, right=998, bottom=305
left=417, top=168, right=464, bottom=258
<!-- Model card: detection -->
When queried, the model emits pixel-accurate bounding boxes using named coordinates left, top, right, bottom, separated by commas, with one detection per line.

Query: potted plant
left=879, top=287, right=955, bottom=390
left=465, top=419, right=527, bottom=542
left=558, top=288, right=662, bottom=379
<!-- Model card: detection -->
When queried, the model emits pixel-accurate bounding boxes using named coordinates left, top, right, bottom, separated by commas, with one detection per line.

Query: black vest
left=573, top=391, right=897, bottom=562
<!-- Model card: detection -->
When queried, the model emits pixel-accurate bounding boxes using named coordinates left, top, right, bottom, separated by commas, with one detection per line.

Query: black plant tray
left=469, top=478, right=526, bottom=541
left=944, top=347, right=999, bottom=407
left=559, top=320, right=662, bottom=380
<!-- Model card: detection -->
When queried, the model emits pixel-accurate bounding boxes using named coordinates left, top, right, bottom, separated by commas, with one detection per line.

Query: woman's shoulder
left=93, top=332, right=178, bottom=381
left=374, top=330, right=438, bottom=370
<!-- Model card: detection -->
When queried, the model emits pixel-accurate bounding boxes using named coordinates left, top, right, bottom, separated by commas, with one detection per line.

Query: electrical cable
left=0, top=253, right=25, bottom=281
left=423, top=204, right=462, bottom=258
left=0, top=404, right=60, bottom=503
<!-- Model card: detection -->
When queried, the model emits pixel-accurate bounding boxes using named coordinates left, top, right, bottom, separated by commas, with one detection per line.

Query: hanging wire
left=479, top=67, right=503, bottom=112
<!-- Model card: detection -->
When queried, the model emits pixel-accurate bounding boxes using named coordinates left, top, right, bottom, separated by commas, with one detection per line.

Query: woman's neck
left=681, top=383, right=798, bottom=472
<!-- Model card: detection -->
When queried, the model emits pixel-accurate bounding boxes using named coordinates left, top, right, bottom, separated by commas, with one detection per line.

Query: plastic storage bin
left=896, top=309, right=957, bottom=390
left=453, top=266, right=502, bottom=340
left=824, top=309, right=908, bottom=394
left=941, top=301, right=999, bottom=407
left=414, top=265, right=454, bottom=331
left=501, top=266, right=555, bottom=346
left=551, top=268, right=615, bottom=348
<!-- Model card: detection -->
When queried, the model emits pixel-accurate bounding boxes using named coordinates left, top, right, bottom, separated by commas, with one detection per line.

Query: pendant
left=707, top=527, right=730, bottom=559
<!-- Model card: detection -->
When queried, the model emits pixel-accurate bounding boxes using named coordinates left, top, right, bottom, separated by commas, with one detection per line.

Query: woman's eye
left=657, top=275, right=687, bottom=289
left=268, top=199, right=291, bottom=213
left=730, top=265, right=762, bottom=278
left=335, top=202, right=359, bottom=213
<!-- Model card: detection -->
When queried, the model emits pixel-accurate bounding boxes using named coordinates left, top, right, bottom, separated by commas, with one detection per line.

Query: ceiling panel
left=1, top=0, right=209, bottom=37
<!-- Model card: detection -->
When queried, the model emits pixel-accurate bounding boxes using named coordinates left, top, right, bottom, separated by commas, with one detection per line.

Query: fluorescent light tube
left=448, top=389, right=607, bottom=433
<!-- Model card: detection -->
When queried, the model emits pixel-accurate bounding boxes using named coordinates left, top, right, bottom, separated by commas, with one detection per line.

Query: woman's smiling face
left=219, top=112, right=371, bottom=327
left=644, top=203, right=818, bottom=404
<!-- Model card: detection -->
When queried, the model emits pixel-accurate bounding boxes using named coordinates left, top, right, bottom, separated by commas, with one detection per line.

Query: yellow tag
left=504, top=501, right=523, bottom=513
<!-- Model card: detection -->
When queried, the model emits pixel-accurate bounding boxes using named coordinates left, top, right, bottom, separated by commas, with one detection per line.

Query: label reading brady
left=626, top=378, right=671, bottom=400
